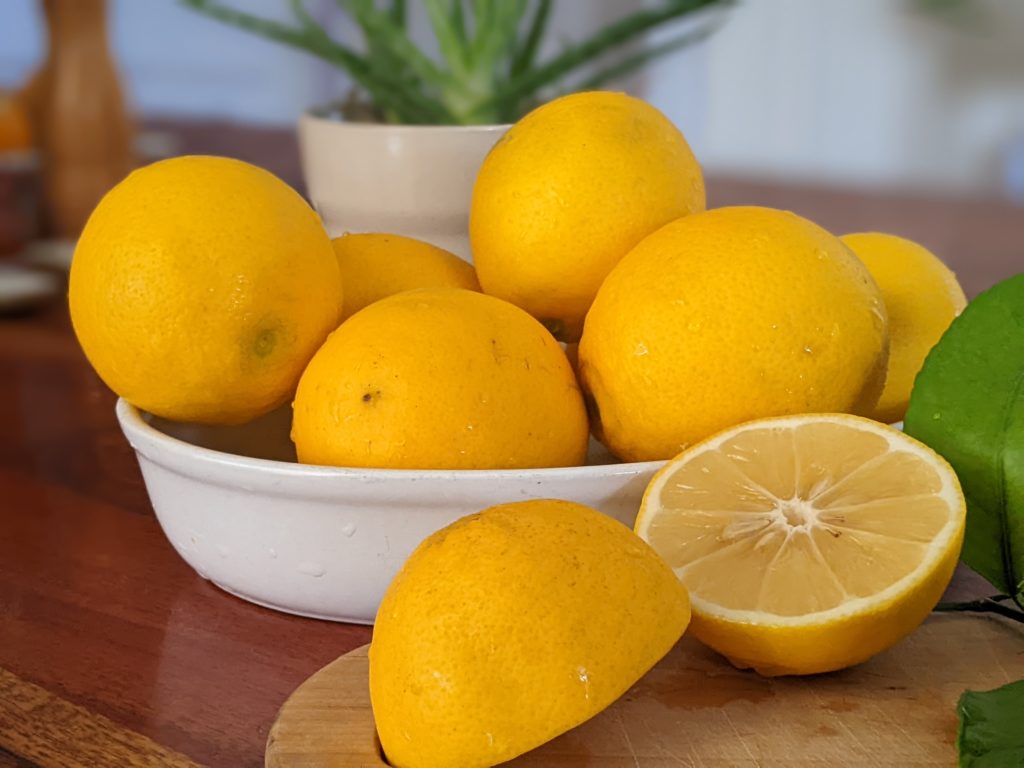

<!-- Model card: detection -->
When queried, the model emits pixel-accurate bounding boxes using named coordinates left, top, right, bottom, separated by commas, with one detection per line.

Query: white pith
left=635, top=414, right=964, bottom=627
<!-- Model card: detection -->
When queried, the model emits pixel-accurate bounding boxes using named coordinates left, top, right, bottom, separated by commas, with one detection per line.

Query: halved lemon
left=635, top=414, right=965, bottom=676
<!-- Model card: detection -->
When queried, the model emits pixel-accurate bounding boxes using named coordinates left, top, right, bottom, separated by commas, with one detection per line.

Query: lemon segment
left=635, top=414, right=965, bottom=676
left=370, top=500, right=691, bottom=768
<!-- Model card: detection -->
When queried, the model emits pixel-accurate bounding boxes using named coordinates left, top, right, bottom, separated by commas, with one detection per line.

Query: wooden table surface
left=1, top=122, right=1022, bottom=768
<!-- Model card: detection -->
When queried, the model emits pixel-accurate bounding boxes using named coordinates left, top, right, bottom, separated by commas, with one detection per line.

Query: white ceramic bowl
left=115, top=399, right=663, bottom=624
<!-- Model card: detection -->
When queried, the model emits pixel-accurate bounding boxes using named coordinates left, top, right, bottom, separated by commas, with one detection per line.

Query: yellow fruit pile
left=69, top=91, right=972, bottom=768
left=71, top=93, right=966, bottom=463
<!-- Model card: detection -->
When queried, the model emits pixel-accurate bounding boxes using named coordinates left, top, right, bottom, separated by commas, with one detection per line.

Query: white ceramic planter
left=298, top=113, right=508, bottom=260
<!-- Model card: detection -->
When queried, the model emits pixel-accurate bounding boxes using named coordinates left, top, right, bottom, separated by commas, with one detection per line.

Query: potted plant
left=183, top=0, right=730, bottom=258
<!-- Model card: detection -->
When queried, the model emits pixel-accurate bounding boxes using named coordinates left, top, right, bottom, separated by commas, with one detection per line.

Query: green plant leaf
left=904, top=274, right=1024, bottom=606
left=184, top=0, right=732, bottom=125
left=567, top=22, right=720, bottom=93
left=449, top=0, right=467, bottom=43
left=180, top=0, right=454, bottom=123
left=957, top=679, right=1024, bottom=767
left=389, top=0, right=406, bottom=28
left=423, top=0, right=470, bottom=76
left=338, top=0, right=452, bottom=87
left=511, top=0, right=552, bottom=78
left=469, top=0, right=527, bottom=68
left=486, top=0, right=730, bottom=116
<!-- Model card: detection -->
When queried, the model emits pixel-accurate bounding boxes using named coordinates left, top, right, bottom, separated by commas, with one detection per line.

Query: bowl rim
left=115, top=398, right=665, bottom=484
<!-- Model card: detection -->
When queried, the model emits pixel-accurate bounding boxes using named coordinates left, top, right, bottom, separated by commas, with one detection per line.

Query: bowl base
left=211, top=580, right=374, bottom=626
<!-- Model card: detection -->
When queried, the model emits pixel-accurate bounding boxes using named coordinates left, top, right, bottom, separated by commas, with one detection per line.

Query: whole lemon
left=469, top=91, right=705, bottom=341
left=332, top=232, right=479, bottom=321
left=291, top=288, right=588, bottom=469
left=70, top=156, right=342, bottom=425
left=841, top=232, right=966, bottom=424
left=579, top=206, right=889, bottom=462
left=370, top=499, right=691, bottom=768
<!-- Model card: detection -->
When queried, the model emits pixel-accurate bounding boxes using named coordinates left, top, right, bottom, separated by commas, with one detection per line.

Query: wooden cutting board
left=266, top=614, right=1024, bottom=767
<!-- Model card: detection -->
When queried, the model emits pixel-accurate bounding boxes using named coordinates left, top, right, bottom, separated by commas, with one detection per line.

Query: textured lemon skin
left=470, top=91, right=705, bottom=341
left=579, top=206, right=889, bottom=462
left=686, top=537, right=962, bottom=676
left=69, top=155, right=342, bottom=425
left=841, top=232, right=967, bottom=424
left=332, top=232, right=479, bottom=321
left=370, top=500, right=691, bottom=768
left=291, top=288, right=588, bottom=469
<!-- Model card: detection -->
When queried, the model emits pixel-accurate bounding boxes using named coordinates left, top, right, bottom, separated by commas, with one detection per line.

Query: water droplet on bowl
left=341, top=523, right=357, bottom=538
left=217, top=545, right=230, bottom=559
left=268, top=547, right=278, bottom=559
left=298, top=561, right=326, bottom=578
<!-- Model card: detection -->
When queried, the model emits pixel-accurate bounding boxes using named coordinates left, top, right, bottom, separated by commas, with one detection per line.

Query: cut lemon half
left=635, top=414, right=965, bottom=676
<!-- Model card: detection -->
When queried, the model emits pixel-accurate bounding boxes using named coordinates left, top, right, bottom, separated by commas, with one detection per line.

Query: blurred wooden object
left=24, top=0, right=135, bottom=238
left=0, top=94, right=39, bottom=257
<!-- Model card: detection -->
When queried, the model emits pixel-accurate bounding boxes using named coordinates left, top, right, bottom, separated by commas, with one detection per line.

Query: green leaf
left=486, top=0, right=730, bottom=115
left=338, top=0, right=452, bottom=88
left=957, top=679, right=1024, bottom=767
left=423, top=0, right=471, bottom=76
left=567, top=22, right=720, bottom=94
left=511, top=0, right=552, bottom=78
left=449, top=0, right=467, bottom=43
left=184, top=0, right=733, bottom=125
left=904, top=274, right=1024, bottom=606
left=181, top=0, right=453, bottom=123
left=469, top=0, right=527, bottom=68
left=389, top=0, right=406, bottom=28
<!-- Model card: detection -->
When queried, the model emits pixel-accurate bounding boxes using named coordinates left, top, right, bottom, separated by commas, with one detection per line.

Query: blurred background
left=0, top=0, right=1022, bottom=307
left=4, top=0, right=1023, bottom=195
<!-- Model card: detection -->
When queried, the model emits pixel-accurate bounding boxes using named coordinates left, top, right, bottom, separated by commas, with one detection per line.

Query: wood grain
left=0, top=120, right=1021, bottom=768
left=0, top=305, right=372, bottom=768
left=0, top=668, right=198, bottom=767
left=267, top=614, right=1024, bottom=768
left=0, top=746, right=39, bottom=768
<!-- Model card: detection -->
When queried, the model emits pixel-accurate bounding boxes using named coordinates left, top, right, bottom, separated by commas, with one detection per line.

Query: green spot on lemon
left=253, top=328, right=277, bottom=358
